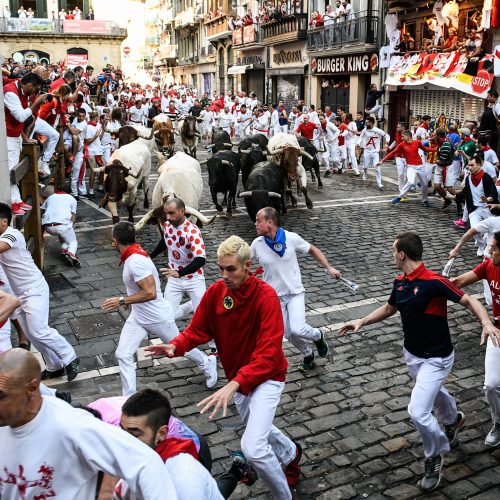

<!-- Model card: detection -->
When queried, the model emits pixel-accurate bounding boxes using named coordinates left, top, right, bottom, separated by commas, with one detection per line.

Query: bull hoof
left=216, top=205, right=223, bottom=212
left=318, top=182, right=323, bottom=189
left=144, top=200, right=150, bottom=209
left=112, top=216, right=120, bottom=224
left=306, top=200, right=314, bottom=209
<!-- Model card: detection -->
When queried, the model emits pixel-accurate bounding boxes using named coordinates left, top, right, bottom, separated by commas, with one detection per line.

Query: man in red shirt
left=452, top=231, right=500, bottom=449
left=146, top=235, right=301, bottom=499
left=295, top=114, right=318, bottom=141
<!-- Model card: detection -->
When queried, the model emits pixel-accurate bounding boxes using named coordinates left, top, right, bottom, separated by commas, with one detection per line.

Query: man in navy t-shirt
left=339, top=232, right=497, bottom=492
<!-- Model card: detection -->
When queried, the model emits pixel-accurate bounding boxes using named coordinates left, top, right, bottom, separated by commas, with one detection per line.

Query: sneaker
left=38, top=158, right=51, bottom=176
left=41, top=367, right=65, bottom=380
left=362, top=172, right=367, bottom=181
left=11, top=203, right=25, bottom=216
left=65, top=251, right=81, bottom=268
left=284, top=441, right=302, bottom=487
left=423, top=201, right=430, bottom=208
left=444, top=411, right=466, bottom=446
left=314, top=331, right=329, bottom=357
left=442, top=199, right=452, bottom=210
left=379, top=185, right=384, bottom=191
left=203, top=354, right=218, bottom=388
left=65, top=357, right=80, bottom=382
left=477, top=247, right=485, bottom=257
left=55, top=390, right=72, bottom=404
left=297, top=353, right=315, bottom=372
left=18, top=201, right=32, bottom=211
left=419, top=454, right=443, bottom=492
left=231, top=451, right=258, bottom=486
left=409, top=185, right=417, bottom=193
left=453, top=219, right=466, bottom=229
left=485, top=422, right=500, bottom=447
left=391, top=196, right=401, bottom=205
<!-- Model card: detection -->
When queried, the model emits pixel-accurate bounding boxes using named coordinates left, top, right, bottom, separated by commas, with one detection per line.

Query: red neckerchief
left=420, top=122, right=429, bottom=130
left=470, top=169, right=485, bottom=187
left=155, top=437, right=199, bottom=462
left=483, top=146, right=491, bottom=151
left=325, top=111, right=332, bottom=117
left=321, top=122, right=327, bottom=130
left=119, top=244, right=150, bottom=265
left=88, top=120, right=98, bottom=127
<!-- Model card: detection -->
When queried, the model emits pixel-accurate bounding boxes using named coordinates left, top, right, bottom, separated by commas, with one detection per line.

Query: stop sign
left=123, top=46, right=131, bottom=56
left=471, top=69, right=492, bottom=95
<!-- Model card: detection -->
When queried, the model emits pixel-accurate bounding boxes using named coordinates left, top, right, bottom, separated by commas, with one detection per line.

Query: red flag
left=493, top=0, right=499, bottom=28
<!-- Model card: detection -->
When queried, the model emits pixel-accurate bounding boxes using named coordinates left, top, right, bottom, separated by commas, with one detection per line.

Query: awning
left=267, top=67, right=305, bottom=76
left=227, top=64, right=252, bottom=75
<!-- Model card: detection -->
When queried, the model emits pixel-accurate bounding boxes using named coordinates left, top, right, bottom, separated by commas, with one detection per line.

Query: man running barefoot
left=338, top=232, right=497, bottom=492
left=251, top=207, right=340, bottom=371
left=146, top=236, right=301, bottom=499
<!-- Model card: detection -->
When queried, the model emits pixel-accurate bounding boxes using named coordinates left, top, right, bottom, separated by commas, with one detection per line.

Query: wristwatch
left=119, top=296, right=126, bottom=306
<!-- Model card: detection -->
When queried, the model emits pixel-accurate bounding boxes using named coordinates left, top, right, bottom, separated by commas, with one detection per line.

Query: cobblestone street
left=35, top=149, right=500, bottom=499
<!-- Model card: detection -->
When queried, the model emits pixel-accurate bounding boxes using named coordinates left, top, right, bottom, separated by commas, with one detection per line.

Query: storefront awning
left=228, top=64, right=252, bottom=75
left=267, top=67, right=305, bottom=76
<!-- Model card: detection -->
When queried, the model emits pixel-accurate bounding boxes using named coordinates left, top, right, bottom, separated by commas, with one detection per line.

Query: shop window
left=320, top=76, right=350, bottom=113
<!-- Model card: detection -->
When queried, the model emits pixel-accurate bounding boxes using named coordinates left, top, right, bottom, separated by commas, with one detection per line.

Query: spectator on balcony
left=26, top=7, right=34, bottom=18
left=58, top=8, right=66, bottom=21
left=65, top=11, right=75, bottom=20
left=309, top=11, right=324, bottom=29
left=439, top=27, right=459, bottom=52
left=243, top=14, right=253, bottom=26
left=73, top=6, right=82, bottom=21
left=17, top=6, right=27, bottom=18
left=322, top=5, right=335, bottom=44
left=394, top=33, right=415, bottom=56
left=342, top=0, right=355, bottom=41
left=461, top=29, right=482, bottom=59
left=86, top=9, right=94, bottom=20
left=3, top=5, right=11, bottom=18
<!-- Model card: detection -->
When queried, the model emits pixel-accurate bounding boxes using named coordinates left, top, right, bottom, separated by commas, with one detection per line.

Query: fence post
left=19, top=143, right=44, bottom=270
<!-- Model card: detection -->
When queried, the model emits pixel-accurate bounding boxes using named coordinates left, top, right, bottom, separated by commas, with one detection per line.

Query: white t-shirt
left=358, top=127, right=389, bottom=152
left=129, top=106, right=144, bottom=123
left=0, top=227, right=45, bottom=294
left=0, top=396, right=172, bottom=500
left=122, top=253, right=171, bottom=324
left=251, top=230, right=310, bottom=296
left=482, top=160, right=497, bottom=179
left=163, top=219, right=205, bottom=279
left=42, top=193, right=77, bottom=226
left=484, top=148, right=499, bottom=165
left=474, top=217, right=500, bottom=258
left=72, top=118, right=87, bottom=152
left=85, top=122, right=103, bottom=156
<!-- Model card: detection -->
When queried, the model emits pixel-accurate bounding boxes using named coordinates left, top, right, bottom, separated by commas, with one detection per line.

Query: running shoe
left=203, top=355, right=218, bottom=388
left=379, top=185, right=384, bottom=191
left=41, top=367, right=65, bottom=380
left=391, top=196, right=401, bottom=205
left=65, top=357, right=80, bottom=382
left=284, top=441, right=302, bottom=487
left=362, top=171, right=367, bottom=181
left=18, top=201, right=32, bottom=211
left=11, top=203, right=25, bottom=216
left=297, top=353, right=315, bottom=372
left=444, top=411, right=465, bottom=446
left=442, top=199, right=452, bottom=210
left=314, top=332, right=329, bottom=357
left=485, top=423, right=500, bottom=447
left=231, top=451, right=258, bottom=486
left=419, top=454, right=443, bottom=492
left=64, top=251, right=81, bottom=268
left=453, top=219, right=466, bottom=229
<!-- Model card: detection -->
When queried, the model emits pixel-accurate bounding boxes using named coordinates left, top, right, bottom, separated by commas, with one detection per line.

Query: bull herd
left=92, top=114, right=325, bottom=231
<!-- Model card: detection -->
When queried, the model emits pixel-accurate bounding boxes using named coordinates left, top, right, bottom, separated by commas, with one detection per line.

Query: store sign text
left=314, top=54, right=376, bottom=74
left=273, top=50, right=303, bottom=65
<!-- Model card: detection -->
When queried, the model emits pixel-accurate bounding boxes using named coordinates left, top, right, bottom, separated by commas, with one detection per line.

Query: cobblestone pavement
left=33, top=143, right=500, bottom=499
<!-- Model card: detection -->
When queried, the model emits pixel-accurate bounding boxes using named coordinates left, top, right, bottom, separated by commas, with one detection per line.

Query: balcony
left=154, top=45, right=177, bottom=66
left=174, top=7, right=203, bottom=29
left=0, top=17, right=126, bottom=37
left=261, top=14, right=308, bottom=46
left=205, top=15, right=232, bottom=42
left=232, top=24, right=263, bottom=50
left=307, top=12, right=378, bottom=53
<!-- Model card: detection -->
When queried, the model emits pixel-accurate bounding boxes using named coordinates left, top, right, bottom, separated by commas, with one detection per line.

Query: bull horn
left=194, top=133, right=201, bottom=138
left=135, top=209, right=154, bottom=231
left=238, top=191, right=252, bottom=197
left=300, top=150, right=314, bottom=161
left=174, top=130, right=180, bottom=135
left=240, top=149, right=251, bottom=154
left=206, top=144, right=215, bottom=148
left=269, top=191, right=282, bottom=198
left=199, top=160, right=208, bottom=165
left=223, top=143, right=233, bottom=147
left=268, top=148, right=284, bottom=155
left=126, top=168, right=141, bottom=179
left=138, top=128, right=154, bottom=140
left=91, top=165, right=106, bottom=174
left=154, top=130, right=160, bottom=135
left=220, top=160, right=232, bottom=166
left=184, top=205, right=217, bottom=225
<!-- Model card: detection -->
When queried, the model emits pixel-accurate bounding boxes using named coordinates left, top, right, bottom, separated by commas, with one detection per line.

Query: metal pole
left=0, top=57, right=11, bottom=205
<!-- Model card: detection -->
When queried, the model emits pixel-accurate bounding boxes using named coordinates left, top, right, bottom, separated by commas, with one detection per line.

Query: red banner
left=66, top=54, right=88, bottom=67
left=63, top=20, right=108, bottom=34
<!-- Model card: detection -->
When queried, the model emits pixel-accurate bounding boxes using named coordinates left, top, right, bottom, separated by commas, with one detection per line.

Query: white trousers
left=363, top=151, right=383, bottom=187
left=399, top=165, right=430, bottom=201
left=0, top=320, right=12, bottom=353
left=116, top=314, right=209, bottom=396
left=102, top=144, right=111, bottom=165
left=346, top=141, right=359, bottom=174
left=45, top=223, right=78, bottom=255
left=71, top=150, right=87, bottom=196
left=469, top=207, right=491, bottom=253
left=32, top=117, right=59, bottom=162
left=7, top=135, right=22, bottom=203
left=396, top=157, right=407, bottom=191
left=485, top=337, right=500, bottom=423
left=323, top=142, right=341, bottom=170
left=280, top=293, right=320, bottom=357
left=404, top=348, right=457, bottom=458
left=235, top=380, right=296, bottom=500
left=366, top=104, right=383, bottom=119
left=236, top=124, right=250, bottom=138
left=16, top=283, right=77, bottom=372
left=164, top=275, right=206, bottom=320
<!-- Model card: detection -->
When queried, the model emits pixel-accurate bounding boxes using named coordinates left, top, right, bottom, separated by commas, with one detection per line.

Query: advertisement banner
left=385, top=50, right=494, bottom=99
left=63, top=20, right=108, bottom=34
left=66, top=54, right=89, bottom=67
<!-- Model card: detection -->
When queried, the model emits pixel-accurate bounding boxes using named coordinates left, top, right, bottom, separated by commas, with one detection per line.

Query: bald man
left=0, top=349, right=176, bottom=500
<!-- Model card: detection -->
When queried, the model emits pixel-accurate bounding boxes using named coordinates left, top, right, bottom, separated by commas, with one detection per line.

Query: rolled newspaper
left=442, top=258, right=455, bottom=278
left=340, top=277, right=360, bottom=292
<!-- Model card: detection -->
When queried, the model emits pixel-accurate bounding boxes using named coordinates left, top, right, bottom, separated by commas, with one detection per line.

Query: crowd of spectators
left=2, top=4, right=95, bottom=20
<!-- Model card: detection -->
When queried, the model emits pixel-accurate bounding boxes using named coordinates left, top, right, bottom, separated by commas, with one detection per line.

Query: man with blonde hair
left=146, top=235, right=301, bottom=499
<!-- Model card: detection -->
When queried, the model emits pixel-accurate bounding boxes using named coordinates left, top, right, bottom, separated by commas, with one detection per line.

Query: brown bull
left=180, top=116, right=200, bottom=159
left=152, top=117, right=175, bottom=158
left=113, top=125, right=154, bottom=148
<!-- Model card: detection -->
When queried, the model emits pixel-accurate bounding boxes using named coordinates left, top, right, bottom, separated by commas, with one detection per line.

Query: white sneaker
left=203, top=355, right=218, bottom=389
left=485, top=423, right=500, bottom=447
left=477, top=248, right=485, bottom=257
left=38, top=158, right=51, bottom=176
left=362, top=172, right=367, bottom=181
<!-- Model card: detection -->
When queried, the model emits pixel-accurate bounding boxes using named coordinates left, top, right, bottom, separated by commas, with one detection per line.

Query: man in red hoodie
left=146, top=235, right=301, bottom=499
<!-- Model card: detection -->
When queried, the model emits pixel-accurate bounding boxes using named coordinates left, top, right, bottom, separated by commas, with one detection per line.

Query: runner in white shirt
left=84, top=111, right=104, bottom=197
left=345, top=113, right=361, bottom=175
left=0, top=267, right=19, bottom=353
left=270, top=104, right=280, bottom=136
left=217, top=107, right=235, bottom=135
left=177, top=96, right=192, bottom=117
left=41, top=186, right=80, bottom=267
left=0, top=203, right=79, bottom=381
left=357, top=117, right=390, bottom=189
left=252, top=108, right=269, bottom=136
left=236, top=104, right=253, bottom=138
left=102, top=221, right=217, bottom=396
left=100, top=110, right=113, bottom=164
left=128, top=101, right=144, bottom=125
left=318, top=114, right=341, bottom=175
left=251, top=207, right=341, bottom=372
left=67, top=108, right=88, bottom=198
left=0, top=349, right=173, bottom=500
left=199, top=105, right=215, bottom=142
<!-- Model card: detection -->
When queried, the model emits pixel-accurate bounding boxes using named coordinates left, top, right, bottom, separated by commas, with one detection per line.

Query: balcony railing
left=307, top=12, right=378, bottom=52
left=205, top=15, right=232, bottom=40
left=261, top=14, right=308, bottom=45
left=232, top=24, right=263, bottom=47
left=0, top=17, right=126, bottom=36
